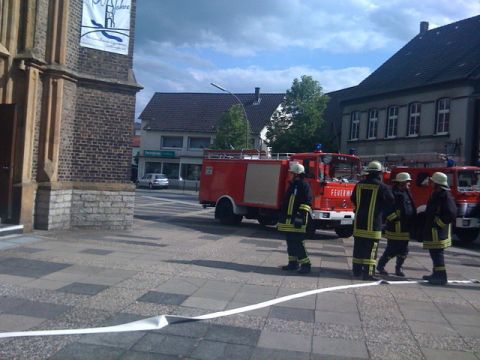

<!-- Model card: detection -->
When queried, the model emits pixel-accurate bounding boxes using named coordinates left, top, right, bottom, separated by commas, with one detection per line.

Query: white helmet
left=366, top=161, right=383, bottom=172
left=431, top=172, right=449, bottom=189
left=289, top=162, right=305, bottom=175
left=393, top=172, right=412, bottom=182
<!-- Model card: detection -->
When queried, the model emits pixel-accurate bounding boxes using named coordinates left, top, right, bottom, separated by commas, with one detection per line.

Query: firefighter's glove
left=294, top=215, right=304, bottom=228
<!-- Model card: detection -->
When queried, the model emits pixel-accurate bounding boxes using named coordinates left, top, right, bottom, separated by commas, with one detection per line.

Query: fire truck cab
left=389, top=166, right=480, bottom=243
left=199, top=149, right=362, bottom=238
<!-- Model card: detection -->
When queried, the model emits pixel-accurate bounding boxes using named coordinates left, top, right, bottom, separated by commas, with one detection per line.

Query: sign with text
left=144, top=150, right=176, bottom=158
left=80, top=0, right=131, bottom=55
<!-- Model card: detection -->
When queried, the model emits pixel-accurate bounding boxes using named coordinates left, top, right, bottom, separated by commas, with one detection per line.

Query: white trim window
left=188, top=137, right=210, bottom=150
left=407, top=102, right=421, bottom=136
left=350, top=111, right=360, bottom=140
left=436, top=98, right=450, bottom=134
left=367, top=109, right=378, bottom=139
left=161, top=136, right=183, bottom=148
left=386, top=106, right=398, bottom=138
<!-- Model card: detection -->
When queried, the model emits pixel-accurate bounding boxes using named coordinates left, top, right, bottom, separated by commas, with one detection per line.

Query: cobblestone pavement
left=0, top=190, right=479, bottom=359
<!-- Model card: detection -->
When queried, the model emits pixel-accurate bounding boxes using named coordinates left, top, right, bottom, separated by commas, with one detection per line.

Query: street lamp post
left=211, top=82, right=249, bottom=149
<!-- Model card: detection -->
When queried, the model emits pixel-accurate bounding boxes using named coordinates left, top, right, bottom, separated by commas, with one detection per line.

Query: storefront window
left=181, top=164, right=202, bottom=181
left=163, top=163, right=180, bottom=179
left=145, top=162, right=162, bottom=173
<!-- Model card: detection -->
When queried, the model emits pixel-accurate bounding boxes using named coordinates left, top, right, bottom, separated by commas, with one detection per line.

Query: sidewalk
left=0, top=215, right=479, bottom=359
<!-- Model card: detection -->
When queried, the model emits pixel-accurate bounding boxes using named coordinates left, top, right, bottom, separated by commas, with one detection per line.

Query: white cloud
left=136, top=0, right=479, bottom=56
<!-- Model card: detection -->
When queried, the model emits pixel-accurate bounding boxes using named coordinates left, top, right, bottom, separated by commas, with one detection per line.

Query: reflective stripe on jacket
left=384, top=188, right=416, bottom=241
left=351, top=175, right=394, bottom=240
left=278, top=178, right=312, bottom=234
left=423, top=188, right=456, bottom=249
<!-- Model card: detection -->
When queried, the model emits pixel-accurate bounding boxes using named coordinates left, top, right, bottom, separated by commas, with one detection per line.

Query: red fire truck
left=199, top=149, right=362, bottom=238
left=388, top=166, right=480, bottom=243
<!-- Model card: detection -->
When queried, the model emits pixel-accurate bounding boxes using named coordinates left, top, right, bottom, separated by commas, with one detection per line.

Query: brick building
left=0, top=0, right=141, bottom=232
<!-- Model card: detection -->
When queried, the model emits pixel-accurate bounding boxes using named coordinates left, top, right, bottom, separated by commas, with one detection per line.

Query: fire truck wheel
left=335, top=226, right=353, bottom=238
left=455, top=228, right=480, bottom=244
left=216, top=199, right=242, bottom=225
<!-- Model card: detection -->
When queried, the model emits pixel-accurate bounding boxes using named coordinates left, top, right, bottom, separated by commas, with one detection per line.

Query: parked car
left=137, top=173, right=169, bottom=189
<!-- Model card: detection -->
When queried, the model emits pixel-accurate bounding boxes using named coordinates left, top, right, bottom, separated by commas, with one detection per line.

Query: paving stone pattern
left=0, top=190, right=479, bottom=359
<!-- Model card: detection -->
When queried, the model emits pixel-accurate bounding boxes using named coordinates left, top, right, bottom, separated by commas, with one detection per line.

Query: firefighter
left=377, top=172, right=416, bottom=277
left=278, top=162, right=313, bottom=274
left=351, top=161, right=394, bottom=280
left=422, top=172, right=457, bottom=285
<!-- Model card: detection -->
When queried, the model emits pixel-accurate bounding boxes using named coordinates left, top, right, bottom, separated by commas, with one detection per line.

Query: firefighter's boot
left=428, top=270, right=448, bottom=286
left=352, top=264, right=362, bottom=277
left=422, top=271, right=434, bottom=281
left=395, top=257, right=406, bottom=277
left=298, top=263, right=311, bottom=275
left=376, top=255, right=389, bottom=276
left=281, top=261, right=299, bottom=271
left=362, top=266, right=379, bottom=281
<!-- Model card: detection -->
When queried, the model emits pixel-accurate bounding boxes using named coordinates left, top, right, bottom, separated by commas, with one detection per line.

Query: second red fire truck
left=199, top=148, right=362, bottom=238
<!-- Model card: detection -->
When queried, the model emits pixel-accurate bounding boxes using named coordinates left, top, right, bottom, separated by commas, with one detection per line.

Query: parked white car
left=137, top=173, right=169, bottom=189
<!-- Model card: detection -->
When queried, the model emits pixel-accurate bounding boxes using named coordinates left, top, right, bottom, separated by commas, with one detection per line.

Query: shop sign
left=144, top=150, right=176, bottom=158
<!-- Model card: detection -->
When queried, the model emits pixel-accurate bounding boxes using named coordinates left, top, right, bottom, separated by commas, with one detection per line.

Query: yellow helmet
left=431, top=172, right=449, bottom=188
left=289, top=162, right=305, bottom=175
left=393, top=172, right=412, bottom=182
left=366, top=161, right=382, bottom=172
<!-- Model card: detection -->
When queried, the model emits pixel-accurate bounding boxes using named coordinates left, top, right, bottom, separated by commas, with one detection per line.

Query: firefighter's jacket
left=423, top=188, right=457, bottom=249
left=351, top=174, right=394, bottom=240
left=277, top=178, right=312, bottom=233
left=384, top=187, right=417, bottom=240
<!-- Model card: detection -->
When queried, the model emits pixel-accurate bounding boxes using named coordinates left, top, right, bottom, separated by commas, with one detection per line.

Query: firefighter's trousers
left=378, top=240, right=409, bottom=269
left=286, top=232, right=310, bottom=265
left=429, top=248, right=446, bottom=272
left=352, top=236, right=378, bottom=276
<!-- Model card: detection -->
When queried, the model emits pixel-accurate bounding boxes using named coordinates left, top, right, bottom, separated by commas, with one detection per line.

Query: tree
left=212, top=104, right=250, bottom=149
left=266, top=75, right=330, bottom=153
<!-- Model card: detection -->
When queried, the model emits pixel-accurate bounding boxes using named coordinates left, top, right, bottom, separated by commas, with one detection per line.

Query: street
left=0, top=189, right=478, bottom=359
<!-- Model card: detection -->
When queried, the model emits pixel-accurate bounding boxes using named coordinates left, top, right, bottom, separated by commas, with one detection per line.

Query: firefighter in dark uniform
left=351, top=161, right=394, bottom=280
left=377, top=172, right=416, bottom=277
left=422, top=172, right=457, bottom=285
left=278, top=162, right=313, bottom=275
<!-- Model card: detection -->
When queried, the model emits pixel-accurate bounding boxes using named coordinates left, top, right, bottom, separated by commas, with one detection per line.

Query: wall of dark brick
left=71, top=82, right=136, bottom=183
left=57, top=80, right=78, bottom=181
left=33, top=0, right=49, bottom=61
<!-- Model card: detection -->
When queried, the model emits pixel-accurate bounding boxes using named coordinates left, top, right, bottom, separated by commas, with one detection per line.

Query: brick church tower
left=0, top=0, right=141, bottom=232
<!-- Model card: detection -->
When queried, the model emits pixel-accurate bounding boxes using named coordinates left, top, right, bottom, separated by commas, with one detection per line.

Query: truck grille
left=319, top=198, right=350, bottom=210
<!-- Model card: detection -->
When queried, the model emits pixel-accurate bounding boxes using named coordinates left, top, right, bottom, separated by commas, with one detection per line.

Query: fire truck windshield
left=456, top=169, right=480, bottom=192
left=318, top=155, right=361, bottom=183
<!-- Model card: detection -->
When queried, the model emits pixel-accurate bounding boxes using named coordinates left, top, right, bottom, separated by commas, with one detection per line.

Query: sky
left=133, top=0, right=479, bottom=119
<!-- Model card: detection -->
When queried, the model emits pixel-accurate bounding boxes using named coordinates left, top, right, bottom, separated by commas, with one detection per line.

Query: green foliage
left=212, top=104, right=251, bottom=149
left=266, top=75, right=330, bottom=153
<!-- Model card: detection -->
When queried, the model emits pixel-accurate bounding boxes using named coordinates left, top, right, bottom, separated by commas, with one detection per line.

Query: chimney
left=254, top=87, right=261, bottom=104
left=419, top=21, right=429, bottom=34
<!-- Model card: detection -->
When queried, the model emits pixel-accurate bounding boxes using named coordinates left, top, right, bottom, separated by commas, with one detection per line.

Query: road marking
left=138, top=195, right=199, bottom=207
left=0, top=279, right=477, bottom=339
